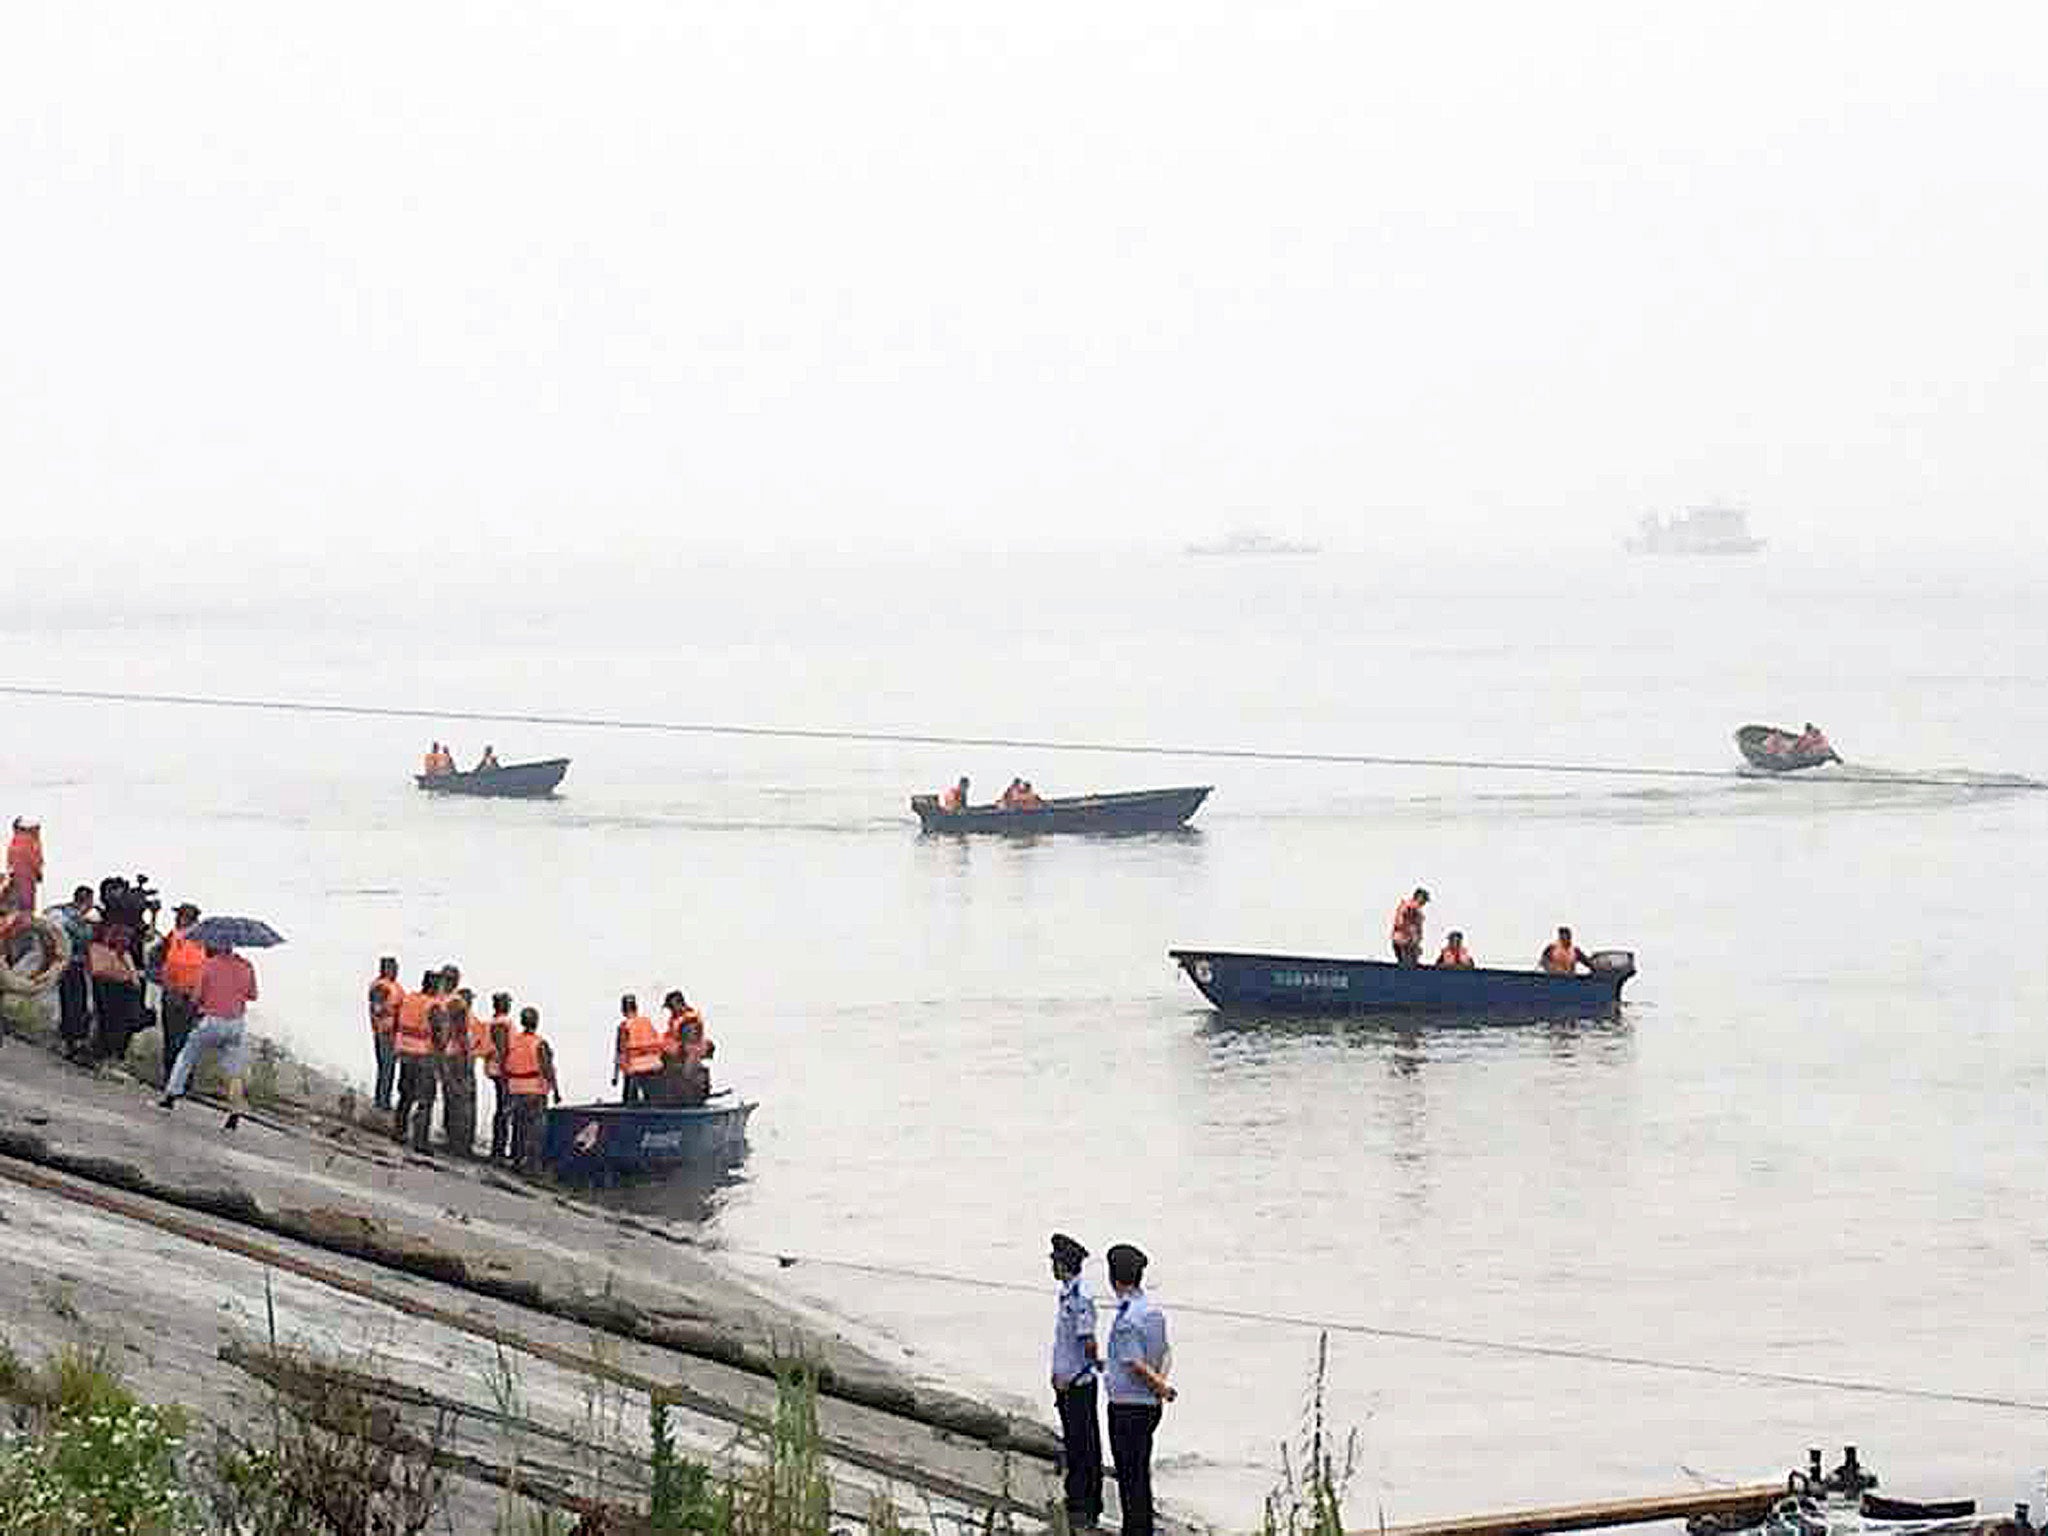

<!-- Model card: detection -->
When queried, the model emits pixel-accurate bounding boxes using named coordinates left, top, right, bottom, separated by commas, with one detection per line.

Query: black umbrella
left=186, top=916, right=287, bottom=950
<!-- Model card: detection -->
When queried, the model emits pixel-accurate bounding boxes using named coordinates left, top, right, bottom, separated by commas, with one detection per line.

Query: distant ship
left=1625, top=505, right=1764, bottom=555
left=1185, top=530, right=1321, bottom=557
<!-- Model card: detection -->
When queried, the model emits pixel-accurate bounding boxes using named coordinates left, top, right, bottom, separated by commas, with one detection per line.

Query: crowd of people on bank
left=1389, top=887, right=1597, bottom=974
left=365, top=961, right=716, bottom=1173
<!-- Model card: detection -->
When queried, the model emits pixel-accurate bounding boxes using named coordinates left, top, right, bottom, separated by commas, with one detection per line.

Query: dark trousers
left=508, top=1094, right=547, bottom=1173
left=91, top=978, right=142, bottom=1063
left=160, top=990, right=198, bottom=1086
left=393, top=1054, right=438, bottom=1150
left=488, top=1076, right=511, bottom=1159
left=1392, top=939, right=1420, bottom=966
left=440, top=1057, right=476, bottom=1155
left=1055, top=1379, right=1104, bottom=1523
left=57, top=966, right=93, bottom=1053
left=1107, top=1402, right=1161, bottom=1536
left=622, top=1073, right=659, bottom=1105
left=372, top=1032, right=397, bottom=1110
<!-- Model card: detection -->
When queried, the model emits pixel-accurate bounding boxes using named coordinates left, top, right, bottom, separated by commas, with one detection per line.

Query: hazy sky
left=5, top=1, right=2043, bottom=552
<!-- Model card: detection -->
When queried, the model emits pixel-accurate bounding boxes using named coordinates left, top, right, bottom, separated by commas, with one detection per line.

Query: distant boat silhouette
left=1185, top=530, right=1320, bottom=556
left=1625, top=505, right=1764, bottom=555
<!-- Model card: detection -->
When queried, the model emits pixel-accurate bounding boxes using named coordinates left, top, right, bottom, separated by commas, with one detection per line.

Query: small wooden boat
left=416, top=757, right=570, bottom=798
left=542, top=1096, right=755, bottom=1179
left=910, top=785, right=1211, bottom=835
left=1169, top=947, right=1637, bottom=1019
left=1736, top=724, right=1838, bottom=773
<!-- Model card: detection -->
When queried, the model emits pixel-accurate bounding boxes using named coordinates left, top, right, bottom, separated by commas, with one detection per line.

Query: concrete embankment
left=0, top=1033, right=1064, bottom=1528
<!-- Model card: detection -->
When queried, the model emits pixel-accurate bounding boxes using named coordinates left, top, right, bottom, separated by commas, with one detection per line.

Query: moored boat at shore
left=416, top=757, right=571, bottom=798
left=911, top=785, right=1211, bottom=835
left=542, top=1096, right=756, bottom=1179
left=1169, top=946, right=1636, bottom=1019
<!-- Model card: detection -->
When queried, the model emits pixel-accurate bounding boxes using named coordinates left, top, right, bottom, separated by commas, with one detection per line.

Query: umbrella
left=186, top=916, right=287, bottom=950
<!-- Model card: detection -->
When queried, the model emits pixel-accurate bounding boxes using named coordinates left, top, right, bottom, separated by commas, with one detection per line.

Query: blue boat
left=542, top=1096, right=756, bottom=1179
left=911, top=785, right=1211, bottom=835
left=1168, top=947, right=1636, bottom=1020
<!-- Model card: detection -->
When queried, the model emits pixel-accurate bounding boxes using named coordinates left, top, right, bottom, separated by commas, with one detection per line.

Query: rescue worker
left=150, top=903, right=206, bottom=1082
left=503, top=1007, right=561, bottom=1175
left=392, top=970, right=441, bottom=1148
left=476, top=744, right=501, bottom=770
left=614, top=994, right=663, bottom=1105
left=439, top=993, right=477, bottom=1156
left=1540, top=926, right=1593, bottom=974
left=366, top=956, right=404, bottom=1110
left=481, top=991, right=513, bottom=1161
left=4, top=817, right=44, bottom=914
left=1390, top=887, right=1429, bottom=965
left=939, top=776, right=970, bottom=812
left=660, top=990, right=704, bottom=1063
left=1435, top=930, right=1475, bottom=968
left=1016, top=781, right=1045, bottom=809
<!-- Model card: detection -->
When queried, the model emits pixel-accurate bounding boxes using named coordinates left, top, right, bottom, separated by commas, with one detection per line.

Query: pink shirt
left=196, top=952, right=258, bottom=1020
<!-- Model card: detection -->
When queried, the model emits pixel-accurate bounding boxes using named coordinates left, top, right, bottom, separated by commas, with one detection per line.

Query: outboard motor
left=1589, top=949, right=1636, bottom=977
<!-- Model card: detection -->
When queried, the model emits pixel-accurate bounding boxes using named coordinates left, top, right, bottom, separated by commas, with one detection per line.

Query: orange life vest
left=1392, top=899, right=1424, bottom=943
left=1436, top=944, right=1473, bottom=969
left=502, top=1030, right=547, bottom=1096
left=475, top=1013, right=507, bottom=1072
left=618, top=1013, right=663, bottom=1077
left=1541, top=943, right=1579, bottom=974
left=369, top=977, right=404, bottom=1035
left=162, top=931, right=207, bottom=994
left=662, top=1006, right=703, bottom=1059
left=395, top=991, right=437, bottom=1056
left=940, top=786, right=964, bottom=811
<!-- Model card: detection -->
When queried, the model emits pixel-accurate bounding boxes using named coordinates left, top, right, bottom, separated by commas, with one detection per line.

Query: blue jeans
left=166, top=1014, right=249, bottom=1098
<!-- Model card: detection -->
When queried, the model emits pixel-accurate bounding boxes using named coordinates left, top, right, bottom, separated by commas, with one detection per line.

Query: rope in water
left=1, top=684, right=2037, bottom=791
left=721, top=1245, right=2048, bottom=1416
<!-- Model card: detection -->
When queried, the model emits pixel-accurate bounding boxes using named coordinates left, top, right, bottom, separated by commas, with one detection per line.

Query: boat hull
left=912, top=785, right=1211, bottom=835
left=1169, top=948, right=1634, bottom=1020
left=1735, top=725, right=1837, bottom=773
left=542, top=1099, right=755, bottom=1178
left=416, top=758, right=570, bottom=798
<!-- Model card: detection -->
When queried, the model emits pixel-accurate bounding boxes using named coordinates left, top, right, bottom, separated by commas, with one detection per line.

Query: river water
left=4, top=545, right=2045, bottom=1524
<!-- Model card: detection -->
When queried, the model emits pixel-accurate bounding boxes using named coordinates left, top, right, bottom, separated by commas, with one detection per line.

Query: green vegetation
left=1261, top=1332, right=1359, bottom=1536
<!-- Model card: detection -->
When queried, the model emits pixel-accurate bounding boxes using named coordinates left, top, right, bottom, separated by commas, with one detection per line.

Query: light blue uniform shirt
left=1051, top=1274, right=1098, bottom=1387
left=1103, top=1288, right=1169, bottom=1405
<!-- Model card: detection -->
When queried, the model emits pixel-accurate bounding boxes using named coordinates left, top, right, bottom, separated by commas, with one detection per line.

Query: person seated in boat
left=1390, top=887, right=1429, bottom=965
left=1539, top=926, right=1592, bottom=974
left=939, top=776, right=970, bottom=813
left=423, top=742, right=451, bottom=777
left=1014, top=781, right=1046, bottom=810
left=1793, top=723, right=1831, bottom=758
left=1434, top=931, right=1475, bottom=968
left=650, top=1036, right=714, bottom=1106
left=475, top=745, right=501, bottom=771
left=998, top=778, right=1027, bottom=808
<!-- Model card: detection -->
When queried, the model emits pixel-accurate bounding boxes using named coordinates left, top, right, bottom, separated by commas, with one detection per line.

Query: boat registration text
left=1272, top=969, right=1350, bottom=990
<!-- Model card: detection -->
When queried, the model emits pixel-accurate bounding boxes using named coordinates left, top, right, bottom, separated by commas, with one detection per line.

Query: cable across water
left=720, top=1244, right=2048, bottom=1417
left=0, top=684, right=2036, bottom=791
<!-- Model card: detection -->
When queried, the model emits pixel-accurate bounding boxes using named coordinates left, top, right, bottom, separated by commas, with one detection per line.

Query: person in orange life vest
left=659, top=989, right=705, bottom=1062
left=438, top=993, right=479, bottom=1157
left=1540, top=926, right=1593, bottom=974
left=392, top=970, right=442, bottom=1147
left=614, top=994, right=664, bottom=1105
left=482, top=991, right=515, bottom=1161
left=4, top=817, right=44, bottom=914
left=1016, top=782, right=1046, bottom=810
left=1390, top=887, right=1429, bottom=965
left=1435, top=931, right=1475, bottom=969
left=149, top=903, right=206, bottom=1082
left=939, top=776, right=970, bottom=813
left=502, top=1007, right=561, bottom=1175
left=998, top=778, right=1025, bottom=808
left=365, top=956, right=404, bottom=1111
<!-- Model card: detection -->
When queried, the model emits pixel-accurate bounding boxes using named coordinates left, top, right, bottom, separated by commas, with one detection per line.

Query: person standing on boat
left=367, top=956, right=404, bottom=1111
left=1435, top=930, right=1475, bottom=968
left=1102, top=1243, right=1175, bottom=1536
left=1049, top=1232, right=1104, bottom=1530
left=1539, top=926, right=1593, bottom=974
left=503, top=1007, right=561, bottom=1174
left=1390, top=887, right=1429, bottom=965
left=475, top=745, right=501, bottom=771
left=614, top=994, right=663, bottom=1105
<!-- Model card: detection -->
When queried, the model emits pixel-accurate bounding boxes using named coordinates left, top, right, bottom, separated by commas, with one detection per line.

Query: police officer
left=1049, top=1233, right=1103, bottom=1528
left=1103, top=1243, right=1175, bottom=1536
